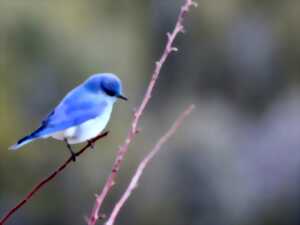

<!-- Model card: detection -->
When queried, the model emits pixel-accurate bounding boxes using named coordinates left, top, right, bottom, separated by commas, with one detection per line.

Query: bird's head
left=84, top=73, right=128, bottom=101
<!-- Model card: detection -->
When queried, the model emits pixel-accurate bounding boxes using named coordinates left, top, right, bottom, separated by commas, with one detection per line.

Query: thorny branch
left=105, top=105, right=195, bottom=225
left=88, top=1, right=197, bottom=224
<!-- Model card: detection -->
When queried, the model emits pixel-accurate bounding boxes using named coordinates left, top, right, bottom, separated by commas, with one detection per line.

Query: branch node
left=171, top=47, right=178, bottom=52
left=191, top=1, right=198, bottom=7
left=180, top=26, right=186, bottom=33
left=166, top=32, right=172, bottom=40
left=132, top=107, right=138, bottom=117
left=135, top=127, right=142, bottom=134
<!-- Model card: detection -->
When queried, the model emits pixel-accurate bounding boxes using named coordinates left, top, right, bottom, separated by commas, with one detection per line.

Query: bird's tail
left=9, top=126, right=45, bottom=151
left=9, top=135, right=36, bottom=150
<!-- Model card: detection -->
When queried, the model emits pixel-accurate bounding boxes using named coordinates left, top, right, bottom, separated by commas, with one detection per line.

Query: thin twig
left=87, top=1, right=197, bottom=224
left=0, top=132, right=109, bottom=225
left=105, top=105, right=195, bottom=225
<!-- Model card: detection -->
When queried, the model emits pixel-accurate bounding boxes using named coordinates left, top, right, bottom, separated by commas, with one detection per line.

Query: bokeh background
left=1, top=0, right=300, bottom=225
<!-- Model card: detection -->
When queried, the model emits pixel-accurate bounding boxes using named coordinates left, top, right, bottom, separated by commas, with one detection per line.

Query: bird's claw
left=71, top=152, right=76, bottom=162
left=88, top=140, right=95, bottom=150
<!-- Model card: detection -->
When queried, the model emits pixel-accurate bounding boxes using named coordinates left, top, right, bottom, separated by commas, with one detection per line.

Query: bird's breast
left=51, top=103, right=113, bottom=144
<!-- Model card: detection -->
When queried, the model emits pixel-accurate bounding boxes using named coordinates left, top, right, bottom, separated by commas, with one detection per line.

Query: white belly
left=51, top=105, right=112, bottom=144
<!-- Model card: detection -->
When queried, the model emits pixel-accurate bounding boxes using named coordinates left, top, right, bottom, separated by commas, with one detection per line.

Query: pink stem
left=87, top=1, right=197, bottom=224
left=105, top=105, right=195, bottom=225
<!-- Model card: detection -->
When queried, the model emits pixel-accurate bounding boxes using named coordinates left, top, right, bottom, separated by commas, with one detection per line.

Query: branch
left=0, top=132, right=109, bottom=225
left=87, top=1, right=197, bottom=224
left=105, top=105, right=195, bottom=225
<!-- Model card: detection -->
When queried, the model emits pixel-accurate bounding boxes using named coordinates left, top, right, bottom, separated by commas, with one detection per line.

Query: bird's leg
left=64, top=138, right=76, bottom=162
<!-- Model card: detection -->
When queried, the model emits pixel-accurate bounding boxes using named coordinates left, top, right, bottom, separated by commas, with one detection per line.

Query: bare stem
left=87, top=1, right=197, bottom=224
left=0, top=132, right=109, bottom=225
left=105, top=105, right=195, bottom=225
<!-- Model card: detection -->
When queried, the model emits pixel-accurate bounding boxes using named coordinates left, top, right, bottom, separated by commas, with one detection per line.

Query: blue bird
left=9, top=73, right=127, bottom=160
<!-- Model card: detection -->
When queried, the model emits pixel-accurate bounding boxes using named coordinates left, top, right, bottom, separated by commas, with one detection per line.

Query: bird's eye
left=101, top=82, right=117, bottom=97
left=104, top=88, right=116, bottom=96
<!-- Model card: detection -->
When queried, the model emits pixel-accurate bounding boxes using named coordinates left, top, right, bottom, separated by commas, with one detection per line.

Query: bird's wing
left=37, top=87, right=107, bottom=136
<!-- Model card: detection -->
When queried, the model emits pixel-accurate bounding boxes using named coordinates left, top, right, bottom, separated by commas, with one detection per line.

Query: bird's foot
left=88, top=140, right=95, bottom=150
left=70, top=152, right=76, bottom=162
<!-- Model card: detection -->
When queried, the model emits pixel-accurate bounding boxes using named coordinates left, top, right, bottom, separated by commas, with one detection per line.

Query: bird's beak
left=117, top=94, right=128, bottom=101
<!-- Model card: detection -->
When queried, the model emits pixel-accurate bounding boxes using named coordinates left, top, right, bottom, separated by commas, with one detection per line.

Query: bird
left=9, top=73, right=127, bottom=161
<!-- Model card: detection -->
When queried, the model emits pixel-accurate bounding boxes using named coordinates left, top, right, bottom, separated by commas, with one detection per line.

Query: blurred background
left=1, top=0, right=300, bottom=224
